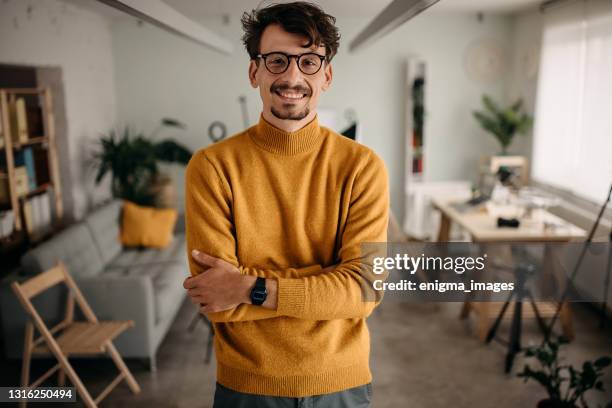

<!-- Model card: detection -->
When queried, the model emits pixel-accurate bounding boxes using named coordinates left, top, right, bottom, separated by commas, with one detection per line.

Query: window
left=532, top=0, right=612, bottom=203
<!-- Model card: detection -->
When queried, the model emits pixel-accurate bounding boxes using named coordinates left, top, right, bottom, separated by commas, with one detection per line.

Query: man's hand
left=183, top=250, right=256, bottom=314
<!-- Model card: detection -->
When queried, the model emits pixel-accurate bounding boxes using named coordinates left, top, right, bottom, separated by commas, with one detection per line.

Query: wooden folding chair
left=11, top=261, right=141, bottom=407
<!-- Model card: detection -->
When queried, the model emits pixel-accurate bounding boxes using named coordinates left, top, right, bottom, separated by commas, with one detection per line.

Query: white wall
left=112, top=11, right=518, bottom=223
left=508, top=8, right=544, bottom=168
left=0, top=0, right=117, bottom=220
left=111, top=18, right=260, bottom=212
left=330, top=13, right=514, bottom=218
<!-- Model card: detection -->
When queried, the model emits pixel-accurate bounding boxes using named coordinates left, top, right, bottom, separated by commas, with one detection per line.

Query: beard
left=271, top=105, right=310, bottom=121
left=270, top=81, right=312, bottom=121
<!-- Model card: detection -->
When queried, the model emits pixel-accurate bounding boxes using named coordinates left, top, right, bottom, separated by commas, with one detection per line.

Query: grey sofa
left=0, top=199, right=187, bottom=371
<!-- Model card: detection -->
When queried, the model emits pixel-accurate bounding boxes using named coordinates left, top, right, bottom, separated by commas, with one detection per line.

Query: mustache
left=270, top=82, right=311, bottom=96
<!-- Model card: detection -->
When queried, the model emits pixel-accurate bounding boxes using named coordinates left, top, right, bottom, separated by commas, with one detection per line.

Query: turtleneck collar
left=249, top=114, right=323, bottom=155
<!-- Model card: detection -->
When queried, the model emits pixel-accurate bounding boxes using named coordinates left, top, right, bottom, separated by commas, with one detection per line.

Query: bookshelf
left=405, top=58, right=426, bottom=183
left=0, top=87, right=63, bottom=243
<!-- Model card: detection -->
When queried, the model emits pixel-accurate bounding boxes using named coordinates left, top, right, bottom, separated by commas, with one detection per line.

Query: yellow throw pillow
left=120, top=201, right=178, bottom=248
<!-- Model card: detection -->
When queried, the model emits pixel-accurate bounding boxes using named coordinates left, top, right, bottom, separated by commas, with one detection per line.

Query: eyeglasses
left=255, top=52, right=326, bottom=75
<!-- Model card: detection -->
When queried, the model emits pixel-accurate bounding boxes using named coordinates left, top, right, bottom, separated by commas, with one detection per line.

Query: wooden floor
left=1, top=298, right=611, bottom=407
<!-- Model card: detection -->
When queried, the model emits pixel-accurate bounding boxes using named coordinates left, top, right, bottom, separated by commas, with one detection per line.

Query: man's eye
left=269, top=58, right=285, bottom=65
left=302, top=57, right=320, bottom=66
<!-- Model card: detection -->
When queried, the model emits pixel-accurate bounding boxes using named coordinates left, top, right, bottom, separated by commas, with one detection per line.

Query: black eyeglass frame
left=254, top=52, right=327, bottom=75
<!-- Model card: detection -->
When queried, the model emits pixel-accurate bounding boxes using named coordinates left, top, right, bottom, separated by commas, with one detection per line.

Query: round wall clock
left=464, top=38, right=508, bottom=83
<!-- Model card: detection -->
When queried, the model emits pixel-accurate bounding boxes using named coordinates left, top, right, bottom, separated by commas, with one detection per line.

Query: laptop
left=452, top=173, right=497, bottom=212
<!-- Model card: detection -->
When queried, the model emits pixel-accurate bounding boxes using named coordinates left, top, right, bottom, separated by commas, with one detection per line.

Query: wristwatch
left=250, top=277, right=267, bottom=306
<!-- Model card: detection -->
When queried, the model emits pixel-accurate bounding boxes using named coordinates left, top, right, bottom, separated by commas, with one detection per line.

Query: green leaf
left=154, top=140, right=192, bottom=164
left=483, top=95, right=500, bottom=115
left=474, top=94, right=533, bottom=153
left=594, top=357, right=611, bottom=369
left=511, top=99, right=523, bottom=112
left=94, top=162, right=109, bottom=184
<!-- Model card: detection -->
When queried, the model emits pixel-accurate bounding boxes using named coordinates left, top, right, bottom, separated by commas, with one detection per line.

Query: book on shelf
left=0, top=107, right=4, bottom=149
left=9, top=98, right=29, bottom=145
left=23, top=192, right=52, bottom=240
left=0, top=172, right=8, bottom=204
left=13, top=148, right=37, bottom=190
left=13, top=166, right=29, bottom=197
left=0, top=209, right=15, bottom=239
left=0, top=166, right=29, bottom=204
left=22, top=198, right=33, bottom=235
left=412, top=157, right=423, bottom=174
left=24, top=148, right=37, bottom=190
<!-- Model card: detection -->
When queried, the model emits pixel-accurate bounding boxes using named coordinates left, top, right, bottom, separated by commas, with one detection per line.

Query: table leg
left=437, top=213, right=451, bottom=242
left=505, top=301, right=523, bottom=373
left=460, top=301, right=471, bottom=319
left=560, top=302, right=575, bottom=341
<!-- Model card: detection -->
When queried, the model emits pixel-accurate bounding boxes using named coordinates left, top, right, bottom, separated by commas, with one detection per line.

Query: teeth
left=278, top=92, right=304, bottom=99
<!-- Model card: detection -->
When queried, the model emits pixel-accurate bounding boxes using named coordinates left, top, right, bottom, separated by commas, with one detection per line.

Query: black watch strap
left=250, top=277, right=267, bottom=306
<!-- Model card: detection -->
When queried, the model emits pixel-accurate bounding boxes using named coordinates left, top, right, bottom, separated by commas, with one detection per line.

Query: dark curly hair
left=241, top=2, right=341, bottom=62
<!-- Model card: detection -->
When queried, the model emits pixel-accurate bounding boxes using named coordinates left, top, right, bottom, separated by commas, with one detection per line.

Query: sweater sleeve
left=184, top=151, right=323, bottom=322
left=274, top=150, right=390, bottom=320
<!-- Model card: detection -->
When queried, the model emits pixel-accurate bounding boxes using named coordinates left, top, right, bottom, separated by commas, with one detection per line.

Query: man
left=183, top=2, right=389, bottom=407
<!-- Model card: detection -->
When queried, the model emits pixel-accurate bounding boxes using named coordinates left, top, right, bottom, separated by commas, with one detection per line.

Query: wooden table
left=431, top=197, right=586, bottom=341
left=432, top=198, right=587, bottom=371
left=432, top=198, right=586, bottom=243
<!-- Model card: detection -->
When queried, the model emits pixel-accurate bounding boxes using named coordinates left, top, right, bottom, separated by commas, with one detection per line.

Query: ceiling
left=66, top=0, right=544, bottom=25
left=161, top=0, right=543, bottom=20
left=429, top=0, right=542, bottom=13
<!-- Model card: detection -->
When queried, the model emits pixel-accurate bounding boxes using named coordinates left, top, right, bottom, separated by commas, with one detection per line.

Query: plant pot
left=149, top=174, right=177, bottom=209
left=537, top=399, right=578, bottom=408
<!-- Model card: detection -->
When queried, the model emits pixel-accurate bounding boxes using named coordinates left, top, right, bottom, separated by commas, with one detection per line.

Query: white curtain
left=532, top=0, right=612, bottom=203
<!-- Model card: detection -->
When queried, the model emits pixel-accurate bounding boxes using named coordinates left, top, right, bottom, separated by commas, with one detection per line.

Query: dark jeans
left=213, top=382, right=373, bottom=408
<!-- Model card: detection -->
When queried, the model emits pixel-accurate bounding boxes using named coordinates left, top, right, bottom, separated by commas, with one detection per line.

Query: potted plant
left=473, top=95, right=533, bottom=155
left=92, top=118, right=192, bottom=207
left=518, top=336, right=611, bottom=408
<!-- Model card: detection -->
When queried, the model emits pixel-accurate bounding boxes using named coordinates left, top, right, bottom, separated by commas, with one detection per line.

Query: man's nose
left=282, top=57, right=304, bottom=82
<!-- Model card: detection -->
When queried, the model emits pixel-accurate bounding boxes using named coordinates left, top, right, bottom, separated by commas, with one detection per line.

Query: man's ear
left=322, top=63, right=333, bottom=92
left=248, top=60, right=259, bottom=88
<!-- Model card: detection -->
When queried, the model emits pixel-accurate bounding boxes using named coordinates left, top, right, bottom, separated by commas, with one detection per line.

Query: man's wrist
left=241, top=275, right=257, bottom=304
left=262, top=278, right=277, bottom=309
left=239, top=275, right=278, bottom=309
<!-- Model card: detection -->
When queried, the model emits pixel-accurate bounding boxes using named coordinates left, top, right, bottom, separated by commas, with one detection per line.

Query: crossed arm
left=183, top=150, right=389, bottom=322
left=183, top=251, right=336, bottom=319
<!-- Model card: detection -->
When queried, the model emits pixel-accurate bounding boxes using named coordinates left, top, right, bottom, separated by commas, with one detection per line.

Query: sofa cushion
left=21, top=223, right=105, bottom=278
left=105, top=235, right=187, bottom=323
left=84, top=199, right=123, bottom=264
left=120, top=201, right=178, bottom=249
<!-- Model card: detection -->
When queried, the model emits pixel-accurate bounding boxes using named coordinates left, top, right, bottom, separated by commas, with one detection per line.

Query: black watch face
left=251, top=277, right=267, bottom=305
left=252, top=290, right=266, bottom=304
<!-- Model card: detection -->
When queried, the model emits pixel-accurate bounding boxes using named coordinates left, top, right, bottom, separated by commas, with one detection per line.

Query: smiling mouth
left=274, top=90, right=308, bottom=101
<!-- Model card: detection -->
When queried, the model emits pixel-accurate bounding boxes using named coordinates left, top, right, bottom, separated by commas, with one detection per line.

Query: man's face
left=249, top=24, right=333, bottom=122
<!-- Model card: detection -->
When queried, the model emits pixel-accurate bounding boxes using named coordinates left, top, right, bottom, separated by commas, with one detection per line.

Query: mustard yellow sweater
left=184, top=114, right=389, bottom=397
